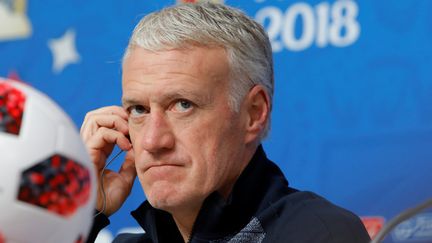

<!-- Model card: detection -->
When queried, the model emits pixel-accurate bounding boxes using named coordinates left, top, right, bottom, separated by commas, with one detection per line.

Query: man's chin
left=148, top=195, right=185, bottom=213
left=146, top=189, right=203, bottom=214
left=145, top=185, right=181, bottom=210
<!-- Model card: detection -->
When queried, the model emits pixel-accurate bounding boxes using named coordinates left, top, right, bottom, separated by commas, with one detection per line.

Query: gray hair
left=124, top=2, right=273, bottom=138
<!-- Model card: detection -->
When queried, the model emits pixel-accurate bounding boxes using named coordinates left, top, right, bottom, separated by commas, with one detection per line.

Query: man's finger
left=118, top=150, right=137, bottom=188
left=89, top=127, right=131, bottom=151
left=81, top=114, right=129, bottom=142
left=81, top=106, right=128, bottom=136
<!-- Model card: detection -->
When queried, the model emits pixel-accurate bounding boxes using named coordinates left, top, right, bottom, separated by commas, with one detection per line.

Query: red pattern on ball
left=18, top=155, right=91, bottom=217
left=0, top=82, right=26, bottom=135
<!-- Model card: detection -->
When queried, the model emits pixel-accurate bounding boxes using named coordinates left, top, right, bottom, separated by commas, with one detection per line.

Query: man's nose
left=139, top=112, right=175, bottom=153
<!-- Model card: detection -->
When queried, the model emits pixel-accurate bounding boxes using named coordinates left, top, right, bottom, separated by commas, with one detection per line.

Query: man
left=81, top=2, right=370, bottom=243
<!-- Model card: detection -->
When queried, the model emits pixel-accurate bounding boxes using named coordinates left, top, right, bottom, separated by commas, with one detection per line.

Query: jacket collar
left=131, top=145, right=290, bottom=242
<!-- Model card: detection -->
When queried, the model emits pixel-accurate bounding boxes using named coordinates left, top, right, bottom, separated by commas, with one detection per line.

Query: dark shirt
left=88, top=145, right=371, bottom=243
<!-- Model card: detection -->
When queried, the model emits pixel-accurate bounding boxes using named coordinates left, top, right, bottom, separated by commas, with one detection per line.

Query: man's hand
left=80, top=106, right=136, bottom=216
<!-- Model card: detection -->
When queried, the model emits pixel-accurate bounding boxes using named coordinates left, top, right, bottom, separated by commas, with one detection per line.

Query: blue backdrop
left=1, top=0, right=432, bottom=242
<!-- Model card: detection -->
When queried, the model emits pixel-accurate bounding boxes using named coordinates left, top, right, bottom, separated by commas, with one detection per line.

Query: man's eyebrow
left=164, top=89, right=212, bottom=104
left=122, top=97, right=140, bottom=107
left=122, top=89, right=212, bottom=106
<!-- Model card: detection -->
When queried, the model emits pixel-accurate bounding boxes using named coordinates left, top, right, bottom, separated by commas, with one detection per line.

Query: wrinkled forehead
left=121, top=46, right=232, bottom=100
left=122, top=46, right=230, bottom=81
left=123, top=42, right=228, bottom=64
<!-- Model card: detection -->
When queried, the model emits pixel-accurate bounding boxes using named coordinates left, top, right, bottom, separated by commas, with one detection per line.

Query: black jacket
left=88, top=146, right=370, bottom=243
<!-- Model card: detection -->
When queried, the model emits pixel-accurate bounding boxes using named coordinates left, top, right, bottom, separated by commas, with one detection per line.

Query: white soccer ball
left=0, top=78, right=96, bottom=243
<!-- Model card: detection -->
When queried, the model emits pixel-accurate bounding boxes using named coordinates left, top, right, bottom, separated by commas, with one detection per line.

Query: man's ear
left=243, top=85, right=270, bottom=144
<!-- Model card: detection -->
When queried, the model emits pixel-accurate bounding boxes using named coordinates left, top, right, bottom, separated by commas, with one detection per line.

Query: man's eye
left=173, top=100, right=193, bottom=112
left=128, top=105, right=147, bottom=117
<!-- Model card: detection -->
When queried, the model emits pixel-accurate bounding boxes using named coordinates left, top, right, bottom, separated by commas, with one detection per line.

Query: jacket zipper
left=187, top=219, right=198, bottom=243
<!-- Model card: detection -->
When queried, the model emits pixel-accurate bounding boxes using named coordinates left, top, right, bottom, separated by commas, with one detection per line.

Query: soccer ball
left=0, top=78, right=96, bottom=243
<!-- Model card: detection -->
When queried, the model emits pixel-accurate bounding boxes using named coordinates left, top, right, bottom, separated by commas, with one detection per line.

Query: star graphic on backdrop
left=48, top=28, right=80, bottom=74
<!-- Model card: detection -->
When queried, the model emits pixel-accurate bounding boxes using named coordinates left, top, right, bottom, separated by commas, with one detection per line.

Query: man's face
left=122, top=46, right=249, bottom=212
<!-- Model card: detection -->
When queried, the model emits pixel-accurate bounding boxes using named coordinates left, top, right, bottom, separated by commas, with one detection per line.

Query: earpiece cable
left=94, top=149, right=125, bottom=218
